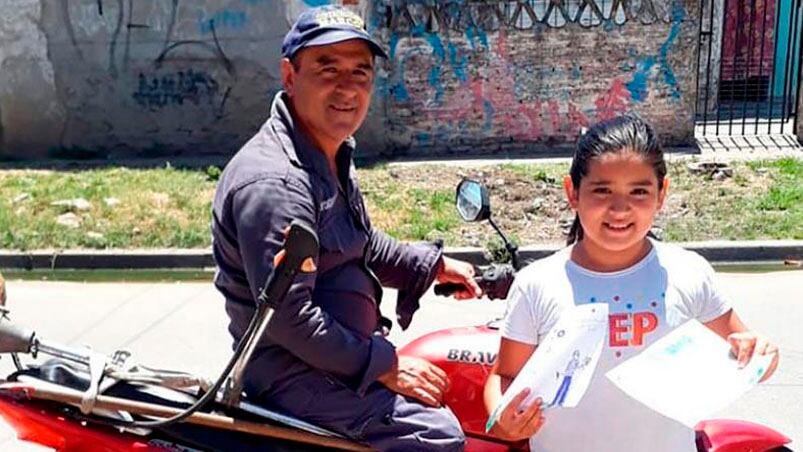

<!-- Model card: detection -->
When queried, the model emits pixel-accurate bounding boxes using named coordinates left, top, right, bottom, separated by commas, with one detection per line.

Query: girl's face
left=565, top=151, right=668, bottom=257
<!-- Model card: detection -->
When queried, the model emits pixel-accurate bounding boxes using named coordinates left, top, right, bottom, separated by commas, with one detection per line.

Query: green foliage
left=385, top=188, right=460, bottom=241
left=205, top=165, right=222, bottom=181
left=500, top=163, right=563, bottom=185
left=485, top=235, right=520, bottom=264
left=0, top=167, right=215, bottom=250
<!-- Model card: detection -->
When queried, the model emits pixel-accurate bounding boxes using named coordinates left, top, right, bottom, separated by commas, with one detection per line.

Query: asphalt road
left=0, top=269, right=800, bottom=450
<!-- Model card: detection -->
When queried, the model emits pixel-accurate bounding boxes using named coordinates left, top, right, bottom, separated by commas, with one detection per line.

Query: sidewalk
left=385, top=133, right=803, bottom=167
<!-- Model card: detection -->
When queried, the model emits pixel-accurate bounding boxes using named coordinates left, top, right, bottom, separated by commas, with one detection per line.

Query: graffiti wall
left=0, top=0, right=355, bottom=158
left=0, top=0, right=699, bottom=159
left=32, top=0, right=298, bottom=158
left=368, top=0, right=699, bottom=155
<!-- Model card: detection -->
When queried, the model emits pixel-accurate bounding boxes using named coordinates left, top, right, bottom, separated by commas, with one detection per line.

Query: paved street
left=0, top=269, right=800, bottom=450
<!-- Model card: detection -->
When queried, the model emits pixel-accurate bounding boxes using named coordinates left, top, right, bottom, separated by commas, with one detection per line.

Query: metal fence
left=695, top=0, right=803, bottom=136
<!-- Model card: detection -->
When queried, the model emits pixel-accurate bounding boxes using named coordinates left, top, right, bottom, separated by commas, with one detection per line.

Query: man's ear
left=564, top=175, right=579, bottom=210
left=281, top=58, right=295, bottom=95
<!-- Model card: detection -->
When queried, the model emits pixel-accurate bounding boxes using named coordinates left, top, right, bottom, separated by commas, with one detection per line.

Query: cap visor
left=303, top=29, right=388, bottom=59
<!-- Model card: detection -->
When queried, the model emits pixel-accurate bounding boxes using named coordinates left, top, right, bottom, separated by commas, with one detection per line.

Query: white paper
left=486, top=303, right=608, bottom=432
left=606, top=319, right=773, bottom=428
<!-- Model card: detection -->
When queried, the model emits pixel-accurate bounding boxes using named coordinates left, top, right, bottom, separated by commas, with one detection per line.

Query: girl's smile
left=603, top=222, right=634, bottom=232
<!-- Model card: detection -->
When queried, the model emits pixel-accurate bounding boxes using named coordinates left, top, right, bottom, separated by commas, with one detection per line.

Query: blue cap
left=282, top=6, right=388, bottom=60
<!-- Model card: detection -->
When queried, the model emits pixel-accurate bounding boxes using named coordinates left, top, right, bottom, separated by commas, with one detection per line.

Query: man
left=212, top=6, right=481, bottom=451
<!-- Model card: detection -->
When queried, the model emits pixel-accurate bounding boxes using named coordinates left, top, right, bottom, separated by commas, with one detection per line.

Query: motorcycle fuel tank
left=399, top=325, right=501, bottom=440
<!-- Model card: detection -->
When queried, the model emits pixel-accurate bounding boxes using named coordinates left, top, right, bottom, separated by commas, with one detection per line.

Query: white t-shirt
left=501, top=240, right=731, bottom=452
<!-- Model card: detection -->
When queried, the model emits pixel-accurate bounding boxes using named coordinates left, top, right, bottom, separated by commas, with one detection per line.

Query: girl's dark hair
left=566, top=114, right=667, bottom=245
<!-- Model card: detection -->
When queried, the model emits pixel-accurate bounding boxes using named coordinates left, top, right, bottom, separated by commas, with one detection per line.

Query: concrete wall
left=0, top=0, right=65, bottom=158
left=0, top=0, right=701, bottom=160
left=0, top=0, right=325, bottom=159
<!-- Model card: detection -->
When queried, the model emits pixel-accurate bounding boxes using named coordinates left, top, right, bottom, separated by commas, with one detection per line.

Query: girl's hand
left=727, top=332, right=779, bottom=382
left=491, top=388, right=545, bottom=441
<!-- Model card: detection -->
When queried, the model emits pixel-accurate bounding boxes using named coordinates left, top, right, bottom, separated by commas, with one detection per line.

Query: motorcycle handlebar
left=0, top=316, right=35, bottom=354
left=433, top=283, right=465, bottom=296
left=433, top=264, right=516, bottom=300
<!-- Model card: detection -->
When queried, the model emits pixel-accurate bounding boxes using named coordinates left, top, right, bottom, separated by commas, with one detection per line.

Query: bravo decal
left=446, top=349, right=498, bottom=365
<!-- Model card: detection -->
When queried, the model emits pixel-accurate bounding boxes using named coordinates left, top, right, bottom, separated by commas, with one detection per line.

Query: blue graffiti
left=477, top=28, right=489, bottom=48
left=483, top=100, right=494, bottom=131
left=429, top=66, right=444, bottom=101
left=389, top=33, right=400, bottom=60
left=424, top=29, right=446, bottom=60
left=627, top=56, right=656, bottom=102
left=659, top=2, right=684, bottom=99
left=386, top=23, right=487, bottom=104
left=625, top=0, right=684, bottom=102
left=405, top=24, right=448, bottom=101
left=388, top=9, right=492, bottom=100
left=199, top=9, right=247, bottom=34
left=465, top=25, right=489, bottom=50
left=390, top=59, right=410, bottom=102
left=303, top=0, right=331, bottom=6
left=385, top=31, right=418, bottom=102
left=386, top=39, right=430, bottom=102
left=448, top=43, right=467, bottom=82
left=388, top=25, right=451, bottom=103
left=390, top=81, right=409, bottom=101
left=466, top=25, right=476, bottom=49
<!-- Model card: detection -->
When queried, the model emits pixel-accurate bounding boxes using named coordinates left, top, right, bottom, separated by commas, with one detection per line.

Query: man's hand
left=377, top=356, right=450, bottom=407
left=435, top=256, right=482, bottom=300
left=728, top=332, right=779, bottom=382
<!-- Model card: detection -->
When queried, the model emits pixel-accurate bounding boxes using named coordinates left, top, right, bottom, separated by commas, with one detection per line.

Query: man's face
left=281, top=39, right=375, bottom=151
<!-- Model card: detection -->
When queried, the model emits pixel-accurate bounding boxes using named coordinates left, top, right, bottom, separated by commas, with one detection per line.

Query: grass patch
left=661, top=158, right=803, bottom=241
left=0, top=166, right=216, bottom=250
left=0, top=159, right=800, bottom=250
left=499, top=163, right=563, bottom=186
left=363, top=183, right=461, bottom=241
left=751, top=159, right=803, bottom=239
left=754, top=159, right=803, bottom=212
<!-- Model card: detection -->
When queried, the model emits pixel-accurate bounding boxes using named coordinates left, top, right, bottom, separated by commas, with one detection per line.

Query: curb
left=0, top=249, right=213, bottom=270
left=446, top=240, right=803, bottom=267
left=1, top=241, right=801, bottom=270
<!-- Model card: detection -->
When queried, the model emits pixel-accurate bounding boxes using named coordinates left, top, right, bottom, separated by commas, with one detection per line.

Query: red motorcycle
left=0, top=183, right=793, bottom=452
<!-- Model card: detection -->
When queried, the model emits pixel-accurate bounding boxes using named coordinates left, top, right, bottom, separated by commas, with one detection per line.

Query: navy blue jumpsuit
left=212, top=92, right=465, bottom=451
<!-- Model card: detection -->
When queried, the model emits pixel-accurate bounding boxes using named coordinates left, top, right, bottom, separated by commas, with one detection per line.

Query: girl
left=483, top=114, right=779, bottom=452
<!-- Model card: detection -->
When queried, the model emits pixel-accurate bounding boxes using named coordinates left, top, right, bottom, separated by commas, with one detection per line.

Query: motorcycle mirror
left=455, top=179, right=491, bottom=222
